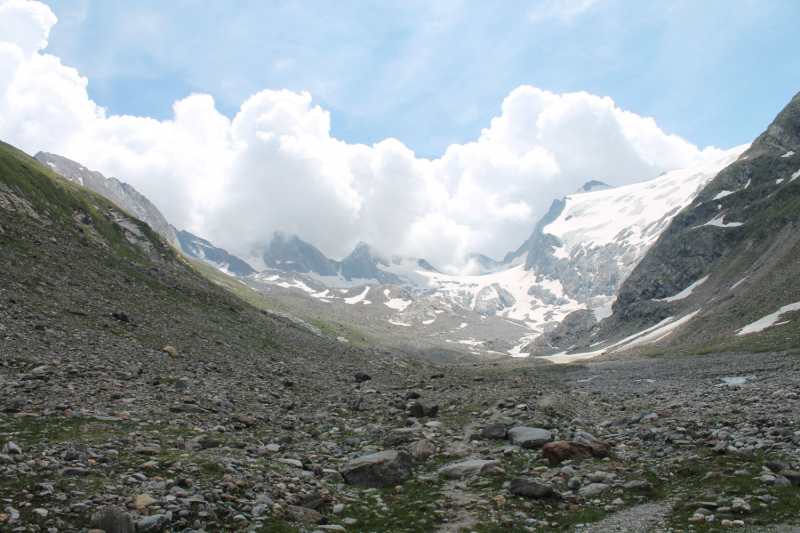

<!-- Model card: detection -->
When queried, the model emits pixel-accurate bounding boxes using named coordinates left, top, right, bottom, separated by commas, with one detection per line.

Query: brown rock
left=541, top=441, right=593, bottom=464
left=283, top=505, right=328, bottom=524
left=590, top=441, right=612, bottom=458
left=232, top=414, right=256, bottom=427
left=162, top=346, right=179, bottom=357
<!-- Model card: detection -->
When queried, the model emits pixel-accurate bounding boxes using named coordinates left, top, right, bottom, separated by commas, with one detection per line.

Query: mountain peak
left=575, top=180, right=612, bottom=194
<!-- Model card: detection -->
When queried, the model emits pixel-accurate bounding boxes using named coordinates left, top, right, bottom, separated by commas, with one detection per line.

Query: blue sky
left=41, top=0, right=800, bottom=159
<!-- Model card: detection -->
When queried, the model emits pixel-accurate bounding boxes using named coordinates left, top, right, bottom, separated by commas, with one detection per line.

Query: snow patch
left=344, top=287, right=370, bottom=305
left=698, top=214, right=743, bottom=228
left=656, top=276, right=709, bottom=302
left=592, top=300, right=615, bottom=320
left=729, top=277, right=747, bottom=292
left=737, top=302, right=800, bottom=335
left=782, top=151, right=795, bottom=158
left=382, top=288, right=412, bottom=311
left=713, top=190, right=734, bottom=200
left=791, top=169, right=800, bottom=181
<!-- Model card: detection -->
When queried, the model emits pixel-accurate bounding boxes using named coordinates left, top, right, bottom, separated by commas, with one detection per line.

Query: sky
left=1, top=0, right=798, bottom=272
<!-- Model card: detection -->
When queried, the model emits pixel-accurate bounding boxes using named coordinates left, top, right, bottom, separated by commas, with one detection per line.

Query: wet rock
left=339, top=450, right=413, bottom=487
left=541, top=441, right=593, bottom=463
left=509, top=478, right=559, bottom=499
left=440, top=459, right=504, bottom=478
left=507, top=427, right=553, bottom=449
left=91, top=505, right=135, bottom=533
left=481, top=423, right=508, bottom=440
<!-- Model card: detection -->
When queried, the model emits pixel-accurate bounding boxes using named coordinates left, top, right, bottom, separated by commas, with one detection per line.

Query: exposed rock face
left=525, top=309, right=599, bottom=354
left=589, top=90, right=800, bottom=352
left=34, top=152, right=178, bottom=247
left=339, top=450, right=413, bottom=487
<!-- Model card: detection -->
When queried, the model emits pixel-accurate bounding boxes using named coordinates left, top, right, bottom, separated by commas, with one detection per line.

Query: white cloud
left=0, top=0, right=723, bottom=272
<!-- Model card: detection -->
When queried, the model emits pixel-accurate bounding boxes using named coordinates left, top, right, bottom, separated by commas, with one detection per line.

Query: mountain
left=547, top=90, right=800, bottom=357
left=34, top=152, right=178, bottom=247
left=173, top=227, right=256, bottom=277
left=261, top=233, right=438, bottom=288
left=416, top=147, right=745, bottom=352
left=575, top=180, right=613, bottom=194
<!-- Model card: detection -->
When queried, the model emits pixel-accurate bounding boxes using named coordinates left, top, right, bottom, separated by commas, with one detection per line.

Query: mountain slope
left=579, top=90, right=800, bottom=355
left=173, top=227, right=256, bottom=277
left=34, top=152, right=178, bottom=246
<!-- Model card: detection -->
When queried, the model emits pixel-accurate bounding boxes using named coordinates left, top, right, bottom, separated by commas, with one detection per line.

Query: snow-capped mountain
left=173, top=227, right=256, bottom=277
left=34, top=152, right=179, bottom=246
left=261, top=233, right=439, bottom=288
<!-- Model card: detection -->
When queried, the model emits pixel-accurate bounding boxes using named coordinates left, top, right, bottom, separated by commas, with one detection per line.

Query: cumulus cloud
left=0, top=0, right=723, bottom=272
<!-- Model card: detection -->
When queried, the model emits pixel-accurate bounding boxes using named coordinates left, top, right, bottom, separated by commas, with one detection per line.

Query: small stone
left=507, top=427, right=553, bottom=449
left=354, top=372, right=371, bottom=383
left=161, top=346, right=179, bottom=357
left=133, top=494, right=154, bottom=508
left=541, top=441, right=593, bottom=463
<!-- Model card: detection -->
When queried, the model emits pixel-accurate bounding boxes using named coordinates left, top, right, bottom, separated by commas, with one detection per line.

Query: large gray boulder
left=439, top=460, right=503, bottom=479
left=481, top=423, right=508, bottom=440
left=507, top=427, right=553, bottom=449
left=91, top=506, right=135, bottom=533
left=136, top=513, right=171, bottom=533
left=509, top=478, right=559, bottom=499
left=339, top=450, right=413, bottom=487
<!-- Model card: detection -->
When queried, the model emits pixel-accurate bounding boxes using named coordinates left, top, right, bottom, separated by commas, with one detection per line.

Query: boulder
left=339, top=450, right=413, bottom=487
left=509, top=478, right=559, bottom=499
left=284, top=505, right=327, bottom=524
left=778, top=470, right=800, bottom=486
left=409, top=400, right=439, bottom=418
left=541, top=441, right=593, bottom=463
left=136, top=513, right=171, bottom=533
left=590, top=441, right=612, bottom=458
left=578, top=483, right=610, bottom=498
left=507, top=427, right=553, bottom=449
left=623, top=480, right=652, bottom=491
left=440, top=459, right=503, bottom=479
left=408, top=439, right=436, bottom=461
left=91, top=506, right=135, bottom=533
left=481, top=423, right=508, bottom=440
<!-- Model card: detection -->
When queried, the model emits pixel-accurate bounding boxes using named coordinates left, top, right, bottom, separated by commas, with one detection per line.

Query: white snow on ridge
left=791, top=170, right=800, bottom=181
left=782, top=151, right=795, bottom=158
left=656, top=276, right=709, bottom=302
left=737, top=302, right=800, bottom=335
left=543, top=145, right=748, bottom=254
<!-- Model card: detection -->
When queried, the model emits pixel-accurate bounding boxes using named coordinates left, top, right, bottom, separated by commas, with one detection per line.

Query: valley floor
left=2, top=315, right=800, bottom=533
